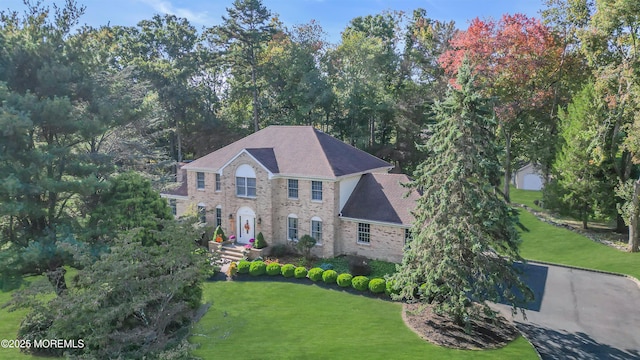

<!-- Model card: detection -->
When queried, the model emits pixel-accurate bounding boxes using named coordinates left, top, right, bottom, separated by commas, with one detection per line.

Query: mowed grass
left=511, top=189, right=640, bottom=280
left=0, top=278, right=51, bottom=360
left=191, top=281, right=537, bottom=360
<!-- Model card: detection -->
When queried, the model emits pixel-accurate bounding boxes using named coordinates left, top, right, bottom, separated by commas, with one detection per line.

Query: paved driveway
left=492, top=263, right=640, bottom=359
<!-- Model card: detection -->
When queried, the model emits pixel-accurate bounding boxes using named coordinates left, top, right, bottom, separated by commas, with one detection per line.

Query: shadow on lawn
left=516, top=322, right=640, bottom=360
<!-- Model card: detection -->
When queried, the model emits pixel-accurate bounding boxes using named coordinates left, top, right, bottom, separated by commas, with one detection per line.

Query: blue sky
left=2, top=0, right=545, bottom=44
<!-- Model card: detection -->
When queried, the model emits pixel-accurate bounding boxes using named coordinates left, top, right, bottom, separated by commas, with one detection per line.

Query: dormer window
left=236, top=164, right=257, bottom=197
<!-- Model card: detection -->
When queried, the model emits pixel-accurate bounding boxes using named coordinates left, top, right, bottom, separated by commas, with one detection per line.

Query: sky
left=1, top=0, right=545, bottom=44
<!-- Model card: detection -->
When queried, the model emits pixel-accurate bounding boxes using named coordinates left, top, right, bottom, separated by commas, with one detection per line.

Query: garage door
left=523, top=174, right=543, bottom=190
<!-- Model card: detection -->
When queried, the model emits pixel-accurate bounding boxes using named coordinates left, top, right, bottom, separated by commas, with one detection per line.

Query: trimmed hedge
left=336, top=273, right=353, bottom=287
left=266, top=262, right=281, bottom=276
left=308, top=267, right=324, bottom=282
left=322, top=270, right=338, bottom=284
left=237, top=260, right=251, bottom=274
left=368, top=278, right=386, bottom=293
left=249, top=261, right=266, bottom=276
left=351, top=276, right=370, bottom=291
left=281, top=264, right=295, bottom=278
left=294, top=267, right=308, bottom=279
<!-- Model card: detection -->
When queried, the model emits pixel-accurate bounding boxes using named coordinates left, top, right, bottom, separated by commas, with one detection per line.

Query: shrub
left=307, top=267, right=324, bottom=282
left=296, top=234, right=317, bottom=260
left=385, top=279, right=400, bottom=296
left=266, top=262, right=281, bottom=276
left=321, top=270, right=338, bottom=284
left=226, top=262, right=238, bottom=278
left=213, top=225, right=227, bottom=242
left=294, top=267, right=308, bottom=279
left=237, top=260, right=251, bottom=274
left=270, top=244, right=289, bottom=257
left=370, top=260, right=397, bottom=277
left=351, top=276, right=370, bottom=291
left=254, top=232, right=267, bottom=249
left=249, top=261, right=266, bottom=276
left=336, top=273, right=353, bottom=287
left=319, top=263, right=334, bottom=271
left=281, top=264, right=295, bottom=277
left=348, top=255, right=371, bottom=276
left=368, top=278, right=386, bottom=293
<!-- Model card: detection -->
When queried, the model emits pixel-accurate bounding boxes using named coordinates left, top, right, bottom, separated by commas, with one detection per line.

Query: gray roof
left=163, top=168, right=188, bottom=196
left=182, top=126, right=392, bottom=178
left=341, top=173, right=420, bottom=225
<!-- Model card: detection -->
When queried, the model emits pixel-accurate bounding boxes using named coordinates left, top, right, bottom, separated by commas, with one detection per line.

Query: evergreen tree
left=544, top=83, right=616, bottom=229
left=8, top=218, right=210, bottom=359
left=390, top=59, right=532, bottom=330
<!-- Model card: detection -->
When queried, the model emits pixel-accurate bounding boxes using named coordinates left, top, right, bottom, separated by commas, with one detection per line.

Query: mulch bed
left=402, top=303, right=520, bottom=350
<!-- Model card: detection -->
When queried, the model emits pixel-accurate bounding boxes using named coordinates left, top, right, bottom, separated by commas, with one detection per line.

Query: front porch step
left=217, top=244, right=245, bottom=262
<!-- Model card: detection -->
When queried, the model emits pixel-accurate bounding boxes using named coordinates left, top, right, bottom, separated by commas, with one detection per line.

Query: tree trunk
left=251, top=65, right=259, bottom=133
left=502, top=132, right=512, bottom=203
left=176, top=129, right=182, bottom=163
left=616, top=212, right=628, bottom=234
left=46, top=266, right=67, bottom=296
left=629, top=179, right=640, bottom=253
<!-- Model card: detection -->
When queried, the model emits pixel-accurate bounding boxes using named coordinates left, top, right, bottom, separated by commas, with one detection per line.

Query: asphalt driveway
left=492, top=263, right=640, bottom=359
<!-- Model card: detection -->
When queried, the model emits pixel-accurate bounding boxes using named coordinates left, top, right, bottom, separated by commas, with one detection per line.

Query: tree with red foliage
left=439, top=14, right=563, bottom=202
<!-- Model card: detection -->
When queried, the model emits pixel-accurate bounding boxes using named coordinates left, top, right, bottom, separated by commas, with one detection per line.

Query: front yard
left=190, top=281, right=537, bottom=359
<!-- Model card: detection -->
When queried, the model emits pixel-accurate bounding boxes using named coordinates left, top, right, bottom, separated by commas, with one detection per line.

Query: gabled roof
left=163, top=168, right=188, bottom=197
left=341, top=173, right=420, bottom=225
left=182, top=126, right=392, bottom=178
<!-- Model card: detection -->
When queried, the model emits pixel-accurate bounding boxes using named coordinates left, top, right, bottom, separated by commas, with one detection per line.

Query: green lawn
left=191, top=281, right=537, bottom=359
left=511, top=189, right=640, bottom=280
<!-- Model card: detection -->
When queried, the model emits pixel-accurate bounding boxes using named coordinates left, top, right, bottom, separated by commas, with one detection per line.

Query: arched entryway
left=236, top=206, right=256, bottom=244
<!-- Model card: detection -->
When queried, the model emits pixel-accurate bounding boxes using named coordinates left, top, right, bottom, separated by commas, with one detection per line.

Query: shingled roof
left=341, top=173, right=420, bottom=225
left=182, top=126, right=392, bottom=178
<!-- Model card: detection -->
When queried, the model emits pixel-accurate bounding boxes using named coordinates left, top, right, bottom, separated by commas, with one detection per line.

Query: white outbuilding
left=513, top=163, right=545, bottom=191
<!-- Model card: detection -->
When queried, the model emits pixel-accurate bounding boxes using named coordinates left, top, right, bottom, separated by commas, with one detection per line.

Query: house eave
left=339, top=215, right=410, bottom=228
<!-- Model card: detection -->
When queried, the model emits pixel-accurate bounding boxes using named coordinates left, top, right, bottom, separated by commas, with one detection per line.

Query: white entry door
left=237, top=207, right=255, bottom=244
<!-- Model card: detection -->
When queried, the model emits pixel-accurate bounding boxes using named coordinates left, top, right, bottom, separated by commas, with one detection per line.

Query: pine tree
left=390, top=59, right=532, bottom=329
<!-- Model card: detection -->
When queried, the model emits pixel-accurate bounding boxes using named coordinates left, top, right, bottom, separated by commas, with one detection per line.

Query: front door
left=237, top=207, right=255, bottom=244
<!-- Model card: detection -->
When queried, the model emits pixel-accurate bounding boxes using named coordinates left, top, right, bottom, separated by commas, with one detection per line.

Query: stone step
left=218, top=245, right=245, bottom=262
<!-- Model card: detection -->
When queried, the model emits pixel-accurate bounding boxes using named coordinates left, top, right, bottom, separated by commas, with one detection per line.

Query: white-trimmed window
left=169, top=199, right=177, bottom=216
left=236, top=164, right=257, bottom=197
left=196, top=172, right=205, bottom=190
left=311, top=217, right=322, bottom=245
left=216, top=205, right=222, bottom=227
left=288, top=179, right=299, bottom=199
left=215, top=173, right=221, bottom=191
left=287, top=214, right=298, bottom=241
left=357, top=223, right=370, bottom=244
left=197, top=204, right=206, bottom=224
left=311, top=181, right=322, bottom=201
left=404, top=228, right=412, bottom=245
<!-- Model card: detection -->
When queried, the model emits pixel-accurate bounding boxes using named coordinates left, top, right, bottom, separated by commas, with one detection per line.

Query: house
left=161, top=126, right=420, bottom=263
left=513, top=163, right=545, bottom=191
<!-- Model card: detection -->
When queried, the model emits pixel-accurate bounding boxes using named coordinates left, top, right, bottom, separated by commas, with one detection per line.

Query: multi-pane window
left=197, top=205, right=206, bottom=223
left=215, top=174, right=221, bottom=191
left=357, top=223, right=370, bottom=244
left=311, top=219, right=322, bottom=244
left=404, top=228, right=412, bottom=245
left=288, top=179, right=299, bottom=199
left=236, top=176, right=257, bottom=197
left=288, top=216, right=298, bottom=240
left=216, top=207, right=222, bottom=227
left=311, top=181, right=322, bottom=201
left=169, top=199, right=177, bottom=216
left=196, top=172, right=205, bottom=190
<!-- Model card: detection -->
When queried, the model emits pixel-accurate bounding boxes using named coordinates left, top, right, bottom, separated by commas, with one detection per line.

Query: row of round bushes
left=235, top=260, right=397, bottom=296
